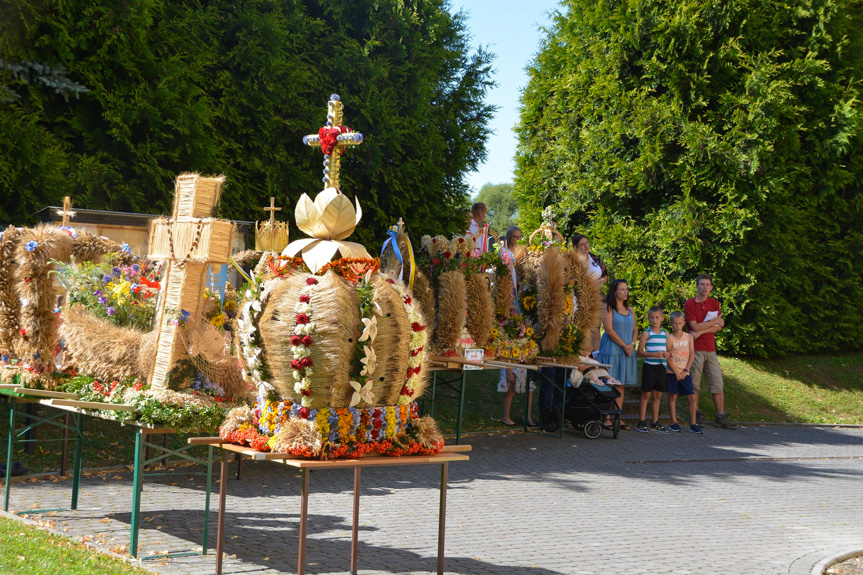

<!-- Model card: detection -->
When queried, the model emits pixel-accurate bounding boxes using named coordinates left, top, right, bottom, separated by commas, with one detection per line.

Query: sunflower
left=522, top=295, right=537, bottom=311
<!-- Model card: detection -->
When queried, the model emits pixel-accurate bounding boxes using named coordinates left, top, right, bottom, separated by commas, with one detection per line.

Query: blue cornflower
left=25, top=241, right=38, bottom=252
left=121, top=242, right=131, bottom=254
left=102, top=275, right=113, bottom=284
left=106, top=306, right=116, bottom=316
left=131, top=264, right=141, bottom=273
left=111, top=267, right=122, bottom=278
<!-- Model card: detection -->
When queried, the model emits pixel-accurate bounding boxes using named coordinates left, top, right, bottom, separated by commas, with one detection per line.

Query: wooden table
left=1, top=384, right=214, bottom=559
left=188, top=438, right=471, bottom=575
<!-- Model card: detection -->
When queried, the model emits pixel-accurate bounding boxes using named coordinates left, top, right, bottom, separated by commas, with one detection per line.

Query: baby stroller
left=539, top=367, right=622, bottom=439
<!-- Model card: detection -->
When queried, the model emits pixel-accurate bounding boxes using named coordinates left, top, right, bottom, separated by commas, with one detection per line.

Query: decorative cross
left=147, top=174, right=236, bottom=390
left=263, top=197, right=281, bottom=230
left=302, top=94, right=364, bottom=190
left=56, top=196, right=76, bottom=227
left=396, top=217, right=405, bottom=234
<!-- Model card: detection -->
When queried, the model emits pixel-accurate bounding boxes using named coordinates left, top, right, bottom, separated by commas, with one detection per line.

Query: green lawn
left=426, top=351, right=863, bottom=433
left=0, top=515, right=147, bottom=575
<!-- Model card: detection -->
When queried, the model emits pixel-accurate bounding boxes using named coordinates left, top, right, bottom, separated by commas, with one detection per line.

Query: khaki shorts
left=690, top=351, right=724, bottom=394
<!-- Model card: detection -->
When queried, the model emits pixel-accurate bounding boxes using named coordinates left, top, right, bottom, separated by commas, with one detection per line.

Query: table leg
left=350, top=467, right=361, bottom=575
left=129, top=428, right=144, bottom=558
left=235, top=452, right=243, bottom=480
left=70, top=412, right=84, bottom=510
left=202, top=445, right=213, bottom=555
left=438, top=462, right=448, bottom=575
left=4, top=399, right=15, bottom=512
left=430, top=371, right=437, bottom=418
left=456, top=371, right=466, bottom=444
left=60, top=413, right=69, bottom=477
left=215, top=448, right=228, bottom=575
left=298, top=468, right=309, bottom=575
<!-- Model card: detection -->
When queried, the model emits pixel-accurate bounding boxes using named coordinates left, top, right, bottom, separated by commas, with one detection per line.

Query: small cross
left=263, top=197, right=281, bottom=229
left=302, top=94, right=364, bottom=190
left=56, top=196, right=76, bottom=227
left=396, top=217, right=405, bottom=234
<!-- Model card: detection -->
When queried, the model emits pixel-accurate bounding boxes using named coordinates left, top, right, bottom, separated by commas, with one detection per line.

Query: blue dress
left=598, top=307, right=638, bottom=386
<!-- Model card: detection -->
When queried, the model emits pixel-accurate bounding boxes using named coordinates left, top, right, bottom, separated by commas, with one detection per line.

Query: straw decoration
left=71, top=232, right=136, bottom=265
left=0, top=226, right=25, bottom=357
left=411, top=270, right=435, bottom=329
left=568, top=249, right=603, bottom=344
left=182, top=318, right=247, bottom=398
left=466, top=272, right=494, bottom=347
left=538, top=247, right=566, bottom=353
left=232, top=249, right=263, bottom=268
left=271, top=418, right=322, bottom=456
left=494, top=271, right=514, bottom=321
left=413, top=416, right=443, bottom=448
left=431, top=270, right=466, bottom=353
left=60, top=305, right=146, bottom=382
left=370, top=276, right=410, bottom=405
left=14, top=225, right=74, bottom=387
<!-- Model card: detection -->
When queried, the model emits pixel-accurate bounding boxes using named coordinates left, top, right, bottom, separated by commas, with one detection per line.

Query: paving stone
left=4, top=425, right=863, bottom=574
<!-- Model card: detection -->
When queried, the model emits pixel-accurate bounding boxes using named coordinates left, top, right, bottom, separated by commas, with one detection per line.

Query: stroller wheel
left=540, top=406, right=561, bottom=432
left=584, top=420, right=602, bottom=439
left=612, top=416, right=620, bottom=439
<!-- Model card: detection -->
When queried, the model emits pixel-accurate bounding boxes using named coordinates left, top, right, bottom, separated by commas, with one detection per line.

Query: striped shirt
left=644, top=328, right=668, bottom=366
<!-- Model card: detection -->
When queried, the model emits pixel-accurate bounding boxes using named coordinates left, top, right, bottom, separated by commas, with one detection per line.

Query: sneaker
left=650, top=421, right=668, bottom=433
left=668, top=422, right=682, bottom=432
left=696, top=410, right=705, bottom=425
left=635, top=420, right=648, bottom=433
left=689, top=424, right=704, bottom=434
left=714, top=413, right=739, bottom=429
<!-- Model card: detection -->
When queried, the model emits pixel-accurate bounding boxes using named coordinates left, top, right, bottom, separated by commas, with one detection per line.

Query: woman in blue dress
left=597, top=279, right=638, bottom=430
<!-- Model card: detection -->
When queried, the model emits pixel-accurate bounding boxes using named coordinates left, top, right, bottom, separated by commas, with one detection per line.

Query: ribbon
left=381, top=226, right=417, bottom=290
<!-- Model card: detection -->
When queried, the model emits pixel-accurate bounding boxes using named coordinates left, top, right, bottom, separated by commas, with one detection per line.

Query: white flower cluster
left=237, top=277, right=279, bottom=396
left=291, top=281, right=318, bottom=408
left=350, top=276, right=379, bottom=408
left=392, top=281, right=427, bottom=405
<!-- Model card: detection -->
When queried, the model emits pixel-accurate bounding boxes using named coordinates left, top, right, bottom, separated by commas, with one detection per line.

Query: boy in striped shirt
left=635, top=306, right=671, bottom=432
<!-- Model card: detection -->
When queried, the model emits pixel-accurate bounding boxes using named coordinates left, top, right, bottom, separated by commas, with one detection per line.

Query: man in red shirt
left=684, top=274, right=738, bottom=429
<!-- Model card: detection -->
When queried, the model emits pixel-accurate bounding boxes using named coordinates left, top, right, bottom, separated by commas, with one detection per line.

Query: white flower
left=251, top=300, right=262, bottom=312
left=360, top=345, right=377, bottom=376
left=294, top=381, right=305, bottom=394
left=349, top=380, right=375, bottom=407
left=359, top=316, right=378, bottom=342
left=300, top=396, right=312, bottom=408
left=245, top=290, right=253, bottom=300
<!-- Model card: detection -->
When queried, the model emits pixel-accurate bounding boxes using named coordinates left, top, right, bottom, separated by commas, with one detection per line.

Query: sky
left=455, top=0, right=563, bottom=196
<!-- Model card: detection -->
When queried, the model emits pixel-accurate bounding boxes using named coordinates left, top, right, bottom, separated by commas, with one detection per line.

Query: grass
left=427, top=351, right=863, bottom=433
left=0, top=514, right=147, bottom=574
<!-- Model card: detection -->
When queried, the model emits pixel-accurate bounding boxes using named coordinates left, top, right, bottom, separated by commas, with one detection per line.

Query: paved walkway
left=5, top=424, right=863, bottom=574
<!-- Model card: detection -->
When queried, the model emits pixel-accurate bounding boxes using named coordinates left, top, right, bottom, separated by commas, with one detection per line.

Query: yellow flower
left=501, top=349, right=510, bottom=358
left=223, top=299, right=238, bottom=312
left=524, top=327, right=534, bottom=338
left=489, top=328, right=499, bottom=339
left=512, top=346, right=521, bottom=357
left=210, top=313, right=227, bottom=328
left=563, top=297, right=573, bottom=315
left=522, top=295, right=536, bottom=311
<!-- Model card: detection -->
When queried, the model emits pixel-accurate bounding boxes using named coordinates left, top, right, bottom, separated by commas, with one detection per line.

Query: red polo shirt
left=684, top=297, right=721, bottom=352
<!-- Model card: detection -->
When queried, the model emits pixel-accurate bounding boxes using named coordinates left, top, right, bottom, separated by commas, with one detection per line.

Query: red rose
left=299, top=294, right=310, bottom=303
left=291, top=335, right=303, bottom=346
left=386, top=279, right=395, bottom=284
left=458, top=238, right=464, bottom=244
left=299, top=407, right=310, bottom=419
left=461, top=262, right=467, bottom=268
left=410, top=345, right=425, bottom=356
left=411, top=322, right=426, bottom=332
left=404, top=295, right=412, bottom=305
left=290, top=359, right=302, bottom=369
left=443, top=251, right=452, bottom=258
left=431, top=258, right=441, bottom=266
left=300, top=357, right=313, bottom=368
left=301, top=388, right=312, bottom=397
left=19, top=328, right=26, bottom=336
left=432, top=238, right=437, bottom=243
left=296, top=313, right=310, bottom=324
left=302, top=335, right=314, bottom=346
left=306, top=278, right=318, bottom=286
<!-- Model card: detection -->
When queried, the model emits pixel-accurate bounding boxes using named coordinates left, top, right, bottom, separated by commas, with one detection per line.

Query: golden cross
left=396, top=217, right=405, bottom=234
left=263, top=196, right=281, bottom=229
left=302, top=94, right=364, bottom=190
left=56, top=196, right=76, bottom=227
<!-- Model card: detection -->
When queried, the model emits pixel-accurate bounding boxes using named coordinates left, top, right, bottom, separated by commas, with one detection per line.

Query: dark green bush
left=515, top=0, right=863, bottom=356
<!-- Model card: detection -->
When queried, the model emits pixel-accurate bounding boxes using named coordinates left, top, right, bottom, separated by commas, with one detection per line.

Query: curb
left=811, top=547, right=863, bottom=575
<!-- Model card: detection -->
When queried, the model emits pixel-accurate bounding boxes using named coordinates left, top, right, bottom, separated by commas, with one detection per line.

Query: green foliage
left=476, top=182, right=518, bottom=235
left=0, top=0, right=495, bottom=243
left=515, top=0, right=863, bottom=357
